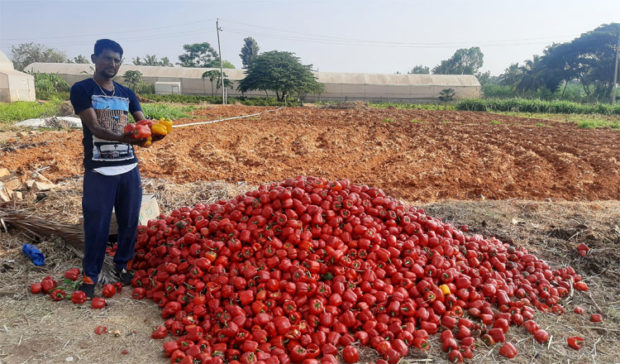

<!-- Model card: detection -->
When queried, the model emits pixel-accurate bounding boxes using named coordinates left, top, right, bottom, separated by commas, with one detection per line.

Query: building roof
left=0, top=50, right=15, bottom=72
left=25, top=63, right=480, bottom=87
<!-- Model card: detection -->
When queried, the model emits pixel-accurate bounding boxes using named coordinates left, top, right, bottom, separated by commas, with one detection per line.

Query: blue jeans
left=82, top=167, right=142, bottom=284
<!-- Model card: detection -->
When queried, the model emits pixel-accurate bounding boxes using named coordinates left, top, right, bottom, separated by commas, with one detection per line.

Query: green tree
left=178, top=42, right=219, bottom=67
left=202, top=70, right=233, bottom=96
left=133, top=54, right=173, bottom=66
left=432, top=47, right=484, bottom=75
left=408, top=65, right=430, bottom=74
left=498, top=63, right=525, bottom=88
left=524, top=23, right=620, bottom=101
left=240, top=37, right=260, bottom=68
left=238, top=51, right=324, bottom=102
left=70, top=55, right=90, bottom=64
left=438, top=88, right=455, bottom=102
left=9, top=42, right=67, bottom=71
left=514, top=55, right=546, bottom=95
left=123, top=70, right=143, bottom=90
left=476, top=70, right=491, bottom=86
left=222, top=61, right=236, bottom=69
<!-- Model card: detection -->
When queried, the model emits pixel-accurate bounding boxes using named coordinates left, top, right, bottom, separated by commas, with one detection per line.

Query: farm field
left=2, top=105, right=619, bottom=201
left=0, top=104, right=619, bottom=364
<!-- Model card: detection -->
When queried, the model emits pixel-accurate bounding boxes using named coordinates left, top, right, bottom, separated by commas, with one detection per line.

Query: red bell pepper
left=132, top=287, right=146, bottom=300
left=50, top=288, right=66, bottom=301
left=64, top=268, right=81, bottom=281
left=499, top=342, right=517, bottom=358
left=567, top=336, right=584, bottom=350
left=30, top=282, right=42, bottom=294
left=102, top=283, right=116, bottom=298
left=71, top=290, right=87, bottom=304
left=91, top=297, right=106, bottom=309
left=40, top=276, right=57, bottom=293
left=151, top=325, right=168, bottom=339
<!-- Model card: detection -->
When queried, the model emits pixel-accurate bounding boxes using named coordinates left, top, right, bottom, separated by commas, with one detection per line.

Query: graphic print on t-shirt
left=91, top=95, right=135, bottom=162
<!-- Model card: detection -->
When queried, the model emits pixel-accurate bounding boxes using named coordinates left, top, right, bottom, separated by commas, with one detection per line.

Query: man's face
left=92, top=49, right=122, bottom=79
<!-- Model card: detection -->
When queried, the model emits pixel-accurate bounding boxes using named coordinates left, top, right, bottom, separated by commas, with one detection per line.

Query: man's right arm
left=79, top=108, right=141, bottom=144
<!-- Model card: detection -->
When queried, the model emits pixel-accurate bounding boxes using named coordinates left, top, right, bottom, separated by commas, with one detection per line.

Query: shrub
left=141, top=103, right=195, bottom=120
left=32, top=73, right=70, bottom=100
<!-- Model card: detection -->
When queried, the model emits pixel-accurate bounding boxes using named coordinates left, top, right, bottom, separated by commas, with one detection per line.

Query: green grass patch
left=410, top=119, right=422, bottom=123
left=0, top=99, right=64, bottom=123
left=383, top=117, right=394, bottom=122
left=0, top=100, right=194, bottom=124
left=490, top=120, right=501, bottom=125
left=576, top=120, right=618, bottom=129
left=498, top=111, right=619, bottom=129
left=535, top=122, right=546, bottom=127
left=370, top=102, right=455, bottom=110
left=141, top=103, right=196, bottom=120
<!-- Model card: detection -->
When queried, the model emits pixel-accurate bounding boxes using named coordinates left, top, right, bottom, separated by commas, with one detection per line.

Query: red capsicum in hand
left=123, top=123, right=151, bottom=139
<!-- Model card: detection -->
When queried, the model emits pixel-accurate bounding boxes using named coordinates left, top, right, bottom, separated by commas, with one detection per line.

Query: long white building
left=25, top=63, right=480, bottom=102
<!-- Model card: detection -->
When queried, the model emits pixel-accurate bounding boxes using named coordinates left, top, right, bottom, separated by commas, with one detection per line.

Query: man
left=70, top=39, right=158, bottom=298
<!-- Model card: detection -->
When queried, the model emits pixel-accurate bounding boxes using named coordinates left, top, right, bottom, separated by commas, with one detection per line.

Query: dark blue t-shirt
left=70, top=78, right=142, bottom=170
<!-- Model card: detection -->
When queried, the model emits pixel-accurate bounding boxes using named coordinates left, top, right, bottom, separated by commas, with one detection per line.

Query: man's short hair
left=94, top=39, right=123, bottom=57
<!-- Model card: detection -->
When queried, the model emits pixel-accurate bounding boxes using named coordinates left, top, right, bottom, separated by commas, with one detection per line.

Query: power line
left=224, top=28, right=561, bottom=49
left=0, top=17, right=216, bottom=42
left=222, top=18, right=582, bottom=48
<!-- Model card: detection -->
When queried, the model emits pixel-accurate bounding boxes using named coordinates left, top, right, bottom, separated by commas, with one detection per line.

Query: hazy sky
left=1, top=0, right=618, bottom=76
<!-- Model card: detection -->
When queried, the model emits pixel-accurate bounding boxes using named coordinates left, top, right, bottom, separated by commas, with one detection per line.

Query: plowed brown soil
left=2, top=105, right=619, bottom=201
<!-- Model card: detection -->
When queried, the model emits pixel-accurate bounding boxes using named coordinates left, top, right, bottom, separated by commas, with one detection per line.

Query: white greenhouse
left=0, top=50, right=35, bottom=102
left=25, top=62, right=480, bottom=102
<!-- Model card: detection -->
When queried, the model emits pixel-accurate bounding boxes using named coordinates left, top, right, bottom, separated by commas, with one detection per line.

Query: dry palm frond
left=0, top=208, right=84, bottom=254
left=0, top=207, right=122, bottom=284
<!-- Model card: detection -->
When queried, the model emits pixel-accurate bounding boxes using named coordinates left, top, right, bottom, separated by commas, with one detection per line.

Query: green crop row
left=141, top=103, right=195, bottom=120
left=142, top=94, right=286, bottom=106
left=456, top=98, right=620, bottom=115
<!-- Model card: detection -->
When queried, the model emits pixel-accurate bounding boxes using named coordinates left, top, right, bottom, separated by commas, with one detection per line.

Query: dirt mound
left=1, top=105, right=618, bottom=202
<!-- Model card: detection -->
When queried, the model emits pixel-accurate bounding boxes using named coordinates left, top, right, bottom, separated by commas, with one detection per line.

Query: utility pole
left=216, top=18, right=227, bottom=105
left=612, top=33, right=619, bottom=105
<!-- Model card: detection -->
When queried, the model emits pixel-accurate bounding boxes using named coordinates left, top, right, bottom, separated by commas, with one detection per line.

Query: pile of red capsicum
left=126, top=176, right=597, bottom=363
